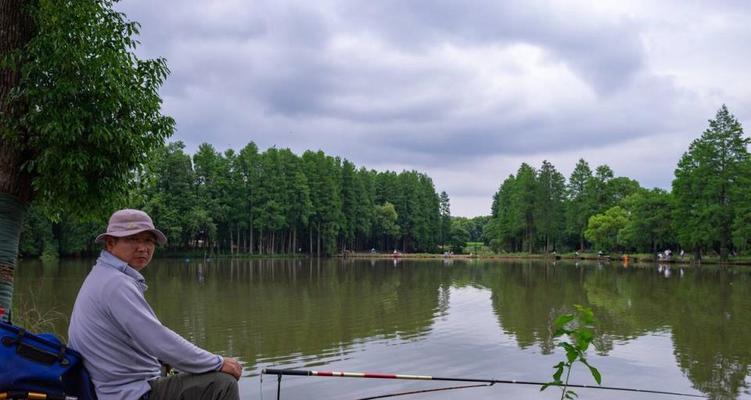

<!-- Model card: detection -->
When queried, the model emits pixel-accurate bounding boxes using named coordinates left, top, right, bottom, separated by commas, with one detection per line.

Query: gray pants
left=148, top=372, right=239, bottom=400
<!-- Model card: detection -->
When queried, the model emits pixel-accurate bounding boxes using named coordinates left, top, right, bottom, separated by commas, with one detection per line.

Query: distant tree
left=0, top=1, right=173, bottom=318
left=566, top=159, right=594, bottom=251
left=535, top=160, right=566, bottom=252
left=303, top=151, right=342, bottom=256
left=281, top=150, right=312, bottom=254
left=619, top=189, right=674, bottom=253
left=584, top=206, right=628, bottom=252
left=467, top=216, right=491, bottom=243
left=439, top=191, right=451, bottom=250
left=589, top=165, right=614, bottom=215
left=672, top=105, right=750, bottom=260
left=236, top=142, right=260, bottom=253
left=449, top=220, right=470, bottom=253
left=374, top=202, right=400, bottom=250
left=193, top=144, right=229, bottom=252
left=511, top=164, right=537, bottom=253
left=141, top=142, right=195, bottom=248
left=606, top=176, right=641, bottom=206
left=491, top=175, right=517, bottom=252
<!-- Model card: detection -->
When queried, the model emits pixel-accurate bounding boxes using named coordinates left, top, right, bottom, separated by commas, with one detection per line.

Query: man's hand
left=220, top=357, right=242, bottom=380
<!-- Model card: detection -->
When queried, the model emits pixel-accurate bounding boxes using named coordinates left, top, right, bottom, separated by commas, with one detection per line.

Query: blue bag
left=0, top=321, right=97, bottom=399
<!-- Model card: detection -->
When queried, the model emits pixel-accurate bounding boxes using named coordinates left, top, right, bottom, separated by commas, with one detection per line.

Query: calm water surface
left=15, top=258, right=751, bottom=399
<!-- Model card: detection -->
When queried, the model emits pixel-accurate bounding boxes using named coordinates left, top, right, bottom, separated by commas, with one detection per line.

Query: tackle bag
left=0, top=321, right=97, bottom=400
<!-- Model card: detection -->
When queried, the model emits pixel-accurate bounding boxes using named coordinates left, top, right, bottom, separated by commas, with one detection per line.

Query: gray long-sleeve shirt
left=68, top=251, right=222, bottom=400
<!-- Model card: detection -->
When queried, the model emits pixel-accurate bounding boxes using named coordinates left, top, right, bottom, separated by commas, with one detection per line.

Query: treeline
left=20, top=142, right=450, bottom=257
left=483, top=105, right=751, bottom=259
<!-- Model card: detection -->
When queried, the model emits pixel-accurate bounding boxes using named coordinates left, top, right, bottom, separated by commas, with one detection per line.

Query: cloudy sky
left=117, top=0, right=751, bottom=217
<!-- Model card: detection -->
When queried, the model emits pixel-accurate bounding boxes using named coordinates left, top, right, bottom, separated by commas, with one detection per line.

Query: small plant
left=11, top=289, right=67, bottom=340
left=541, top=305, right=601, bottom=399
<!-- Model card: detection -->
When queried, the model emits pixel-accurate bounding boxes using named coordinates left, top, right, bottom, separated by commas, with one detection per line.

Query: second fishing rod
left=262, top=368, right=707, bottom=399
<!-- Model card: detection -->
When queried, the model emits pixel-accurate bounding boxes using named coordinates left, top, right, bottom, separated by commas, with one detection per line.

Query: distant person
left=69, top=209, right=241, bottom=400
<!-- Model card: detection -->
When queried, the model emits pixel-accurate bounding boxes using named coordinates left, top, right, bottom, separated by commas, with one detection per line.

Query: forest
left=484, top=105, right=750, bottom=260
left=20, top=143, right=450, bottom=257
left=19, top=106, right=750, bottom=261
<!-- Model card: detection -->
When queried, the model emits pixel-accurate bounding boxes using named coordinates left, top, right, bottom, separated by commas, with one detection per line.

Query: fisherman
left=68, top=209, right=242, bottom=400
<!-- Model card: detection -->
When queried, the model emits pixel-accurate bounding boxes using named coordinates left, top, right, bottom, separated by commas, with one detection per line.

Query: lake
left=14, top=257, right=751, bottom=399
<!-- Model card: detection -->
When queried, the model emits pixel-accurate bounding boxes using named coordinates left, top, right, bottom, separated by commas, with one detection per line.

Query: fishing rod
left=262, top=368, right=707, bottom=399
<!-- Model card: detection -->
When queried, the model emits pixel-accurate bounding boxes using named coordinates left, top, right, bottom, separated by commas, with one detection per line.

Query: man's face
left=105, top=231, right=157, bottom=271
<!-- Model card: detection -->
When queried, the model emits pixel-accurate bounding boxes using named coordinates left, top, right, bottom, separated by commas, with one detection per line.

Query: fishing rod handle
left=263, top=368, right=311, bottom=376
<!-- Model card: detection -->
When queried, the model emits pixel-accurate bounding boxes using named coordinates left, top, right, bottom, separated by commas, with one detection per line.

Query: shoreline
left=338, top=252, right=751, bottom=266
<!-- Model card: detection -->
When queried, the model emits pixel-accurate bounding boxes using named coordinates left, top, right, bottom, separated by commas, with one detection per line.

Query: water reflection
left=14, top=258, right=751, bottom=399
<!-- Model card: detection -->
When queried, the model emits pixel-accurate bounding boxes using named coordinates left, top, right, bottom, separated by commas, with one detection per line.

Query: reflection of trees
left=15, top=258, right=751, bottom=399
left=669, top=270, right=751, bottom=400
left=476, top=261, right=588, bottom=353
left=13, top=258, right=92, bottom=340
left=144, top=258, right=445, bottom=372
left=472, top=261, right=751, bottom=400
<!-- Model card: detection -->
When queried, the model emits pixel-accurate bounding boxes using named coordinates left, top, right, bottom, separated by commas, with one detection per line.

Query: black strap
left=1, top=328, right=68, bottom=366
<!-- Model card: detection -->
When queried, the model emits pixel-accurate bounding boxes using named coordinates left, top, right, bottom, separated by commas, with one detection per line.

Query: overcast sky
left=116, top=0, right=751, bottom=217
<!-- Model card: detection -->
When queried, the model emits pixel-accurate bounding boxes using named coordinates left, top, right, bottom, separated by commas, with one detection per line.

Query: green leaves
left=672, top=105, right=750, bottom=259
left=541, top=305, right=602, bottom=399
left=3, top=0, right=175, bottom=217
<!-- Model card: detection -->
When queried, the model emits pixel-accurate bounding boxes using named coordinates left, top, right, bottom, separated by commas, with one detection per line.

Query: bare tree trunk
left=249, top=217, right=254, bottom=255
left=0, top=1, right=35, bottom=321
left=229, top=223, right=233, bottom=256
left=293, top=227, right=297, bottom=255
left=258, top=228, right=263, bottom=255
left=317, top=223, right=321, bottom=258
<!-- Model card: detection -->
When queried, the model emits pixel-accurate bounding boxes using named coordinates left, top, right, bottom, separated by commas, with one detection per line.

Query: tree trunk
left=258, top=227, right=263, bottom=255
left=0, top=1, right=35, bottom=322
left=293, top=227, right=297, bottom=255
left=0, top=194, right=24, bottom=322
left=249, top=217, right=254, bottom=255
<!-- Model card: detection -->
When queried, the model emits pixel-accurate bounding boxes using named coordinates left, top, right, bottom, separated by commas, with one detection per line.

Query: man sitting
left=69, top=209, right=242, bottom=400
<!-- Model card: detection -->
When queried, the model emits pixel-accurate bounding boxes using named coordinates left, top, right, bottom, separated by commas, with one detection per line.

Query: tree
left=619, top=189, right=674, bottom=253
left=302, top=151, right=342, bottom=256
left=566, top=159, right=594, bottom=251
left=511, top=163, right=537, bottom=253
left=535, top=160, right=565, bottom=252
left=374, top=202, right=400, bottom=250
left=491, top=175, right=517, bottom=252
left=589, top=165, right=614, bottom=215
left=141, top=142, right=195, bottom=248
left=0, top=1, right=173, bottom=319
left=236, top=142, right=260, bottom=253
left=448, top=220, right=470, bottom=253
left=584, top=206, right=628, bottom=252
left=672, top=105, right=750, bottom=260
left=439, top=192, right=451, bottom=250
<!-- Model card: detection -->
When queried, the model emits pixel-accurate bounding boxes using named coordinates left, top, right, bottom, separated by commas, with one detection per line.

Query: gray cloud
left=115, top=0, right=749, bottom=216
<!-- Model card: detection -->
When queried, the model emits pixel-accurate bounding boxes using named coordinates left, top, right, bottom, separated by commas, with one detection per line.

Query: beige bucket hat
left=94, top=209, right=167, bottom=245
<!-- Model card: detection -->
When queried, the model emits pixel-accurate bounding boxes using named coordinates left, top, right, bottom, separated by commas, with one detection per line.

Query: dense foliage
left=18, top=106, right=751, bottom=261
left=485, top=106, right=750, bottom=259
left=1, top=0, right=172, bottom=319
left=20, top=142, right=445, bottom=257
left=2, top=0, right=174, bottom=215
